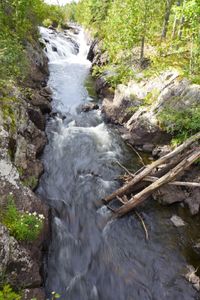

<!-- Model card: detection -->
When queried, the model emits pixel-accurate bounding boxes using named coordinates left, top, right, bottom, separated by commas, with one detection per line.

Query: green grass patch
left=0, top=285, right=21, bottom=300
left=1, top=195, right=44, bottom=242
left=158, top=106, right=200, bottom=145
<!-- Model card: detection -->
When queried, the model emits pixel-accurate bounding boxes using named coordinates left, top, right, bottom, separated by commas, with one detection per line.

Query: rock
left=185, top=265, right=200, bottom=291
left=80, top=102, right=99, bottom=112
left=30, top=92, right=52, bottom=114
left=170, top=215, right=186, bottom=227
left=25, top=41, right=49, bottom=88
left=64, top=36, right=79, bottom=54
left=152, top=145, right=171, bottom=158
left=40, top=86, right=52, bottom=96
left=48, top=25, right=56, bottom=30
left=22, top=288, right=46, bottom=300
left=0, top=224, right=41, bottom=288
left=153, top=185, right=186, bottom=205
left=52, top=45, right=57, bottom=52
left=193, top=242, right=200, bottom=255
left=102, top=84, right=142, bottom=124
left=185, top=191, right=200, bottom=215
left=28, top=108, right=45, bottom=131
left=87, top=39, right=98, bottom=62
left=142, top=143, right=154, bottom=153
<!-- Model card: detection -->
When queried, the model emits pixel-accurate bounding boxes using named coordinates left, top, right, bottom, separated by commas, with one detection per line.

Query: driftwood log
left=102, top=132, right=200, bottom=217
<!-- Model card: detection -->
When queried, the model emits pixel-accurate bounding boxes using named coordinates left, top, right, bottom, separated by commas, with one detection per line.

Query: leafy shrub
left=0, top=285, right=21, bottom=300
left=43, top=18, right=52, bottom=28
left=1, top=195, right=44, bottom=241
left=158, top=106, right=200, bottom=144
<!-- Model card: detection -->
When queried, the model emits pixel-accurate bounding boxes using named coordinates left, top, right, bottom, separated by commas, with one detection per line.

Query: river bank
left=87, top=41, right=200, bottom=218
left=0, top=30, right=52, bottom=299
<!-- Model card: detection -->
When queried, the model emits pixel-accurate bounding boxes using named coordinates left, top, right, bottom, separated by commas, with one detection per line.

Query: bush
left=1, top=194, right=44, bottom=241
left=158, top=106, right=200, bottom=144
left=0, top=285, right=21, bottom=300
left=43, top=18, right=52, bottom=28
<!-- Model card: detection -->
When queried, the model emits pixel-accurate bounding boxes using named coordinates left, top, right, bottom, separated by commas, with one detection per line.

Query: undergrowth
left=1, top=194, right=44, bottom=241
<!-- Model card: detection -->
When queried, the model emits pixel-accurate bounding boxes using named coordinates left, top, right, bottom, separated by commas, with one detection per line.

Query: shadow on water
left=38, top=26, right=200, bottom=300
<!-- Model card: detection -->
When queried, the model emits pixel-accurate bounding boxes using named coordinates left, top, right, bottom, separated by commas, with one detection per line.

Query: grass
left=1, top=194, right=44, bottom=242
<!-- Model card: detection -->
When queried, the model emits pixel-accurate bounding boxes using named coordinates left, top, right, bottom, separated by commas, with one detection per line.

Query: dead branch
left=115, top=150, right=200, bottom=217
left=127, top=143, right=146, bottom=166
left=143, top=176, right=200, bottom=188
left=103, top=132, right=200, bottom=203
left=134, top=210, right=149, bottom=240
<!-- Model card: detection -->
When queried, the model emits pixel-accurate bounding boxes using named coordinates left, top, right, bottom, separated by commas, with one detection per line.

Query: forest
left=71, top=0, right=200, bottom=85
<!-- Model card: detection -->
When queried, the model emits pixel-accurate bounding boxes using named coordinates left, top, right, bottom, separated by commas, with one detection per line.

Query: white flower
left=39, top=214, right=45, bottom=220
left=33, top=212, right=37, bottom=216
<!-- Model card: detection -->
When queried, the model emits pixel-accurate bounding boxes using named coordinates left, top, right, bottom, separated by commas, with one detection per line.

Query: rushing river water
left=38, top=27, right=200, bottom=300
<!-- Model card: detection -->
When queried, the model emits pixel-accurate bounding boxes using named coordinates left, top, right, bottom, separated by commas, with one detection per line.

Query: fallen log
left=116, top=160, right=200, bottom=188
left=115, top=150, right=200, bottom=217
left=104, top=132, right=200, bottom=203
left=143, top=176, right=200, bottom=188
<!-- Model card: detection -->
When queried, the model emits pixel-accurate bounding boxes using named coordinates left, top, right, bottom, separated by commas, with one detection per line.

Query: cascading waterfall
left=38, top=26, right=198, bottom=300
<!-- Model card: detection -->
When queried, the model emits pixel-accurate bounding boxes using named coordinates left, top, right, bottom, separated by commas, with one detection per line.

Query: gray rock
left=30, top=93, right=52, bottom=114
left=0, top=224, right=41, bottom=288
left=185, top=265, right=200, bottom=291
left=170, top=215, right=186, bottom=227
left=28, top=108, right=45, bottom=131
left=22, top=288, right=45, bottom=300
left=142, top=143, right=154, bottom=153
left=153, top=185, right=186, bottom=205
left=80, top=102, right=99, bottom=112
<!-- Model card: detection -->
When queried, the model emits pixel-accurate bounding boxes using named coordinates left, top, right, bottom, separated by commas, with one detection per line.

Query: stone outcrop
left=0, top=34, right=51, bottom=298
left=101, top=69, right=200, bottom=149
left=91, top=43, right=200, bottom=215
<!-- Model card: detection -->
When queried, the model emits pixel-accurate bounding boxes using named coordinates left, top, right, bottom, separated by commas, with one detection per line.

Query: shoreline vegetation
left=67, top=0, right=200, bottom=144
left=0, top=1, right=67, bottom=299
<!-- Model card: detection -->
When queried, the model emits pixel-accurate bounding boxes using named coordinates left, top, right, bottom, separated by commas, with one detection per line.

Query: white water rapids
left=38, top=26, right=198, bottom=300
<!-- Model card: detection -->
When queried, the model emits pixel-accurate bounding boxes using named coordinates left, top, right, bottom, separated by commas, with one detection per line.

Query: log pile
left=102, top=132, right=200, bottom=217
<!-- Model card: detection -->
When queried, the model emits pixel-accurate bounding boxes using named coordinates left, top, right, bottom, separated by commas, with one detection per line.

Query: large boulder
left=0, top=224, right=41, bottom=288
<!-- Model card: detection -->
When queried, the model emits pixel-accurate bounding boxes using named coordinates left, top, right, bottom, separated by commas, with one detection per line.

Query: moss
left=1, top=104, right=16, bottom=134
left=22, top=176, right=38, bottom=190
left=143, top=88, right=159, bottom=106
left=157, top=105, right=200, bottom=143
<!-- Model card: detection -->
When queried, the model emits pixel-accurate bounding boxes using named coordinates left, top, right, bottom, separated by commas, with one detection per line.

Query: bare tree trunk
left=172, top=0, right=181, bottom=39
left=140, top=36, right=145, bottom=62
left=140, top=0, right=148, bottom=66
left=161, top=0, right=173, bottom=39
left=178, top=0, right=186, bottom=40
left=103, top=132, right=200, bottom=203
left=115, top=150, right=200, bottom=217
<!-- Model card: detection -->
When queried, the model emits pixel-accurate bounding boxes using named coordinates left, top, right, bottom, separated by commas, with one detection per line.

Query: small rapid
left=38, top=27, right=199, bottom=300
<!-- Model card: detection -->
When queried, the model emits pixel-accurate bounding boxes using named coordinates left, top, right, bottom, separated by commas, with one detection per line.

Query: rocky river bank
left=87, top=41, right=200, bottom=217
left=0, top=32, right=52, bottom=299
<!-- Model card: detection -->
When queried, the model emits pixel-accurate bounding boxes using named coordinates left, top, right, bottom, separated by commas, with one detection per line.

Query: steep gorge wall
left=0, top=37, right=51, bottom=299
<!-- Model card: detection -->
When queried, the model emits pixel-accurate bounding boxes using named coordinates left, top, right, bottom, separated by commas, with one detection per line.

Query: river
left=38, top=26, right=199, bottom=300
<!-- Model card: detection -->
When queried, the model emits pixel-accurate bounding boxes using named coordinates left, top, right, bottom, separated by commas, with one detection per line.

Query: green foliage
left=158, top=106, right=200, bottom=143
left=0, top=0, right=66, bottom=81
left=42, top=5, right=66, bottom=28
left=22, top=176, right=38, bottom=190
left=1, top=195, right=44, bottom=241
left=0, top=285, right=21, bottom=300
left=43, top=18, right=52, bottom=28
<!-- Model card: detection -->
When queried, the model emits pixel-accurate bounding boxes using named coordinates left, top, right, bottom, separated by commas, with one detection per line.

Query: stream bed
left=38, top=26, right=200, bottom=300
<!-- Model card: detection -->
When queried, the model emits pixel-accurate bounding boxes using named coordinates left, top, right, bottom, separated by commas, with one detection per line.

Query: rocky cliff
left=0, top=38, right=51, bottom=299
left=89, top=43, right=200, bottom=216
